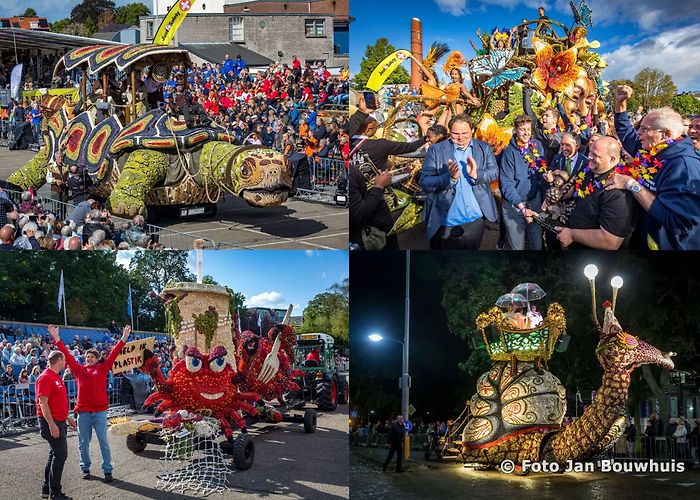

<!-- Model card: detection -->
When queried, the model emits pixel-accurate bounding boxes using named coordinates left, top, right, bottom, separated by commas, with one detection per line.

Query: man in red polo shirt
left=48, top=324, right=131, bottom=482
left=36, top=350, right=76, bottom=500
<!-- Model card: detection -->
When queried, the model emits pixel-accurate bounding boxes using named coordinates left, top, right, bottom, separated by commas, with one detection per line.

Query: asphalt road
left=350, top=446, right=699, bottom=500
left=0, top=148, right=348, bottom=250
left=0, top=405, right=349, bottom=499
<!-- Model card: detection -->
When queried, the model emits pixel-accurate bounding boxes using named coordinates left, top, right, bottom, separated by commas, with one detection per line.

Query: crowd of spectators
left=0, top=321, right=174, bottom=389
left=0, top=189, right=160, bottom=251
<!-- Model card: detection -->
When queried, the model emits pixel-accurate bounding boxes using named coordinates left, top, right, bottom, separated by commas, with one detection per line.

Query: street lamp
left=366, top=252, right=412, bottom=461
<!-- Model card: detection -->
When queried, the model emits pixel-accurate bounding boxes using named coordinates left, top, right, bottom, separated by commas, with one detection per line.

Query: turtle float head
left=228, top=147, right=292, bottom=207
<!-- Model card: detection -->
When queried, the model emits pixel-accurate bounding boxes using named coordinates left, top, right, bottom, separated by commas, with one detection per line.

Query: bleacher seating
left=0, top=322, right=169, bottom=345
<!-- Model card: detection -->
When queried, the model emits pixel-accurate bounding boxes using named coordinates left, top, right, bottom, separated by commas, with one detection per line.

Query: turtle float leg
left=6, top=148, right=50, bottom=190
left=107, top=149, right=169, bottom=218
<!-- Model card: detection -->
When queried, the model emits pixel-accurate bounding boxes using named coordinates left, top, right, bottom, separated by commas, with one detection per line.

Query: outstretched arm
left=48, top=325, right=81, bottom=374
left=103, top=325, right=131, bottom=371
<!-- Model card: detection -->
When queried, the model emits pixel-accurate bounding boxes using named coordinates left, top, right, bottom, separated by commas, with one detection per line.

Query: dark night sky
left=349, top=251, right=700, bottom=426
left=350, top=251, right=472, bottom=424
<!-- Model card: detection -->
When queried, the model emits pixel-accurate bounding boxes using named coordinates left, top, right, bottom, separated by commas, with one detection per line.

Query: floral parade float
left=436, top=268, right=674, bottom=473
left=112, top=282, right=318, bottom=486
left=7, top=44, right=292, bottom=218
left=359, top=2, right=609, bottom=235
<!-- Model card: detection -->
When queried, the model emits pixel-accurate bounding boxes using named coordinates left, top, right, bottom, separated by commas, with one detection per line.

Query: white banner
left=10, top=64, right=23, bottom=102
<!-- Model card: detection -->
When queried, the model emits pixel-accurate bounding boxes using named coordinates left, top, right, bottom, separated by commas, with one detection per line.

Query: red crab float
left=126, top=345, right=261, bottom=470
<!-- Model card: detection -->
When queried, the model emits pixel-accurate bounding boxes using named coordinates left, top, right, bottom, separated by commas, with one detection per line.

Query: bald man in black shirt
left=555, top=137, right=637, bottom=249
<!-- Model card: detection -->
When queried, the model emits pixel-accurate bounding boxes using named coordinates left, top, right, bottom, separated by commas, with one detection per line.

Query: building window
left=146, top=21, right=154, bottom=39
left=305, top=19, right=325, bottom=37
left=229, top=17, right=244, bottom=42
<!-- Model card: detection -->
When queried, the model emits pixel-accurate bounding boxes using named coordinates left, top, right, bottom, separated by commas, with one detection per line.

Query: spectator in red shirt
left=36, top=350, right=76, bottom=500
left=48, top=324, right=131, bottom=483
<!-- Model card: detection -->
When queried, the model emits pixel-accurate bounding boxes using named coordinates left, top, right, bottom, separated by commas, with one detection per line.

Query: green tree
left=632, top=68, right=677, bottom=110
left=70, top=0, right=115, bottom=35
left=299, top=278, right=349, bottom=343
left=51, top=18, right=91, bottom=36
left=0, top=253, right=130, bottom=328
left=352, top=38, right=411, bottom=90
left=606, top=79, right=640, bottom=113
left=128, top=251, right=195, bottom=332
left=21, top=8, right=37, bottom=17
left=115, top=2, right=150, bottom=26
left=671, top=93, right=700, bottom=116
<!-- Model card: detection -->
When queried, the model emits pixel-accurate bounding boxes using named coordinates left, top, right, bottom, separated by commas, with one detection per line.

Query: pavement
left=0, top=405, right=349, bottom=499
left=350, top=446, right=700, bottom=500
left=0, top=147, right=348, bottom=250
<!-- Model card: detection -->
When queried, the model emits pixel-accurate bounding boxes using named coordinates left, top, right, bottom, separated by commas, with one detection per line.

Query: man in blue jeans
left=48, top=324, right=131, bottom=482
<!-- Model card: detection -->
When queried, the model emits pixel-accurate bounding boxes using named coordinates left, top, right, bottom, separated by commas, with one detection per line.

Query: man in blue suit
left=549, top=132, right=588, bottom=179
left=419, top=114, right=499, bottom=249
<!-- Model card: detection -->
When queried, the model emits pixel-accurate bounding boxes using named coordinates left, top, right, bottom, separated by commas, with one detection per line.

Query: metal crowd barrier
left=294, top=157, right=347, bottom=205
left=598, top=435, right=700, bottom=463
left=3, top=189, right=215, bottom=250
left=0, top=375, right=152, bottom=437
left=349, top=429, right=429, bottom=450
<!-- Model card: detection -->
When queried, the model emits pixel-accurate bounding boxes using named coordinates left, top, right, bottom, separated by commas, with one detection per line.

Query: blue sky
left=0, top=0, right=139, bottom=21
left=117, top=250, right=348, bottom=314
left=351, top=0, right=700, bottom=91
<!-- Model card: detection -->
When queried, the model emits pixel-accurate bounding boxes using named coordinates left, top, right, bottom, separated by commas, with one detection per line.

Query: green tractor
left=292, top=333, right=349, bottom=412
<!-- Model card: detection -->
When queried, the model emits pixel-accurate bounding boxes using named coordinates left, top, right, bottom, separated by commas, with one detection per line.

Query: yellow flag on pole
left=366, top=50, right=416, bottom=91
left=153, top=0, right=198, bottom=46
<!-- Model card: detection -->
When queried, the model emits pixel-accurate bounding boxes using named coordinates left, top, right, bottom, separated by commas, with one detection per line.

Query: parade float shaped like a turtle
left=438, top=273, right=675, bottom=472
left=361, top=1, right=609, bottom=235
left=112, top=283, right=318, bottom=472
left=7, top=44, right=292, bottom=218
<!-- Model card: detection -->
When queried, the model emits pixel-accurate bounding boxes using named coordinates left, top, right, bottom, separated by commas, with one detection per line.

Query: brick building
left=141, top=0, right=348, bottom=68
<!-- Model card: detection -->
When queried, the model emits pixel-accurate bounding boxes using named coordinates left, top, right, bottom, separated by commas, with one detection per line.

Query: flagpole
left=129, top=284, right=134, bottom=331
left=63, top=282, right=67, bottom=326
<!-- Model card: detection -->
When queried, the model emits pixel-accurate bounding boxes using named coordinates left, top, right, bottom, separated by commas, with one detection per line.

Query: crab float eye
left=210, top=357, right=226, bottom=373
left=186, top=355, right=202, bottom=373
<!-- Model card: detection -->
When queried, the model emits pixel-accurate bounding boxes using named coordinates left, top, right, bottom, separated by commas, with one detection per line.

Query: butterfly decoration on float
left=470, top=49, right=528, bottom=90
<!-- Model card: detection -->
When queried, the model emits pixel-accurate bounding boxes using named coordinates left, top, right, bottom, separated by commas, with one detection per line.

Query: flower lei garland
left=614, top=136, right=684, bottom=192
left=518, top=140, right=548, bottom=174
left=573, top=166, right=609, bottom=199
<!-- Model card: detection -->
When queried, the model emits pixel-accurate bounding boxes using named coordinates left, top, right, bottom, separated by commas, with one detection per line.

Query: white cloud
left=247, top=292, right=302, bottom=313
left=601, top=24, right=700, bottom=91
left=248, top=291, right=285, bottom=308
left=434, top=0, right=468, bottom=16
left=305, top=249, right=318, bottom=257
left=115, top=250, right=136, bottom=269
left=321, top=272, right=327, bottom=279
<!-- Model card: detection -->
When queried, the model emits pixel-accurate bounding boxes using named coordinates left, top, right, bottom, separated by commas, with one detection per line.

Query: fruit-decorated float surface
left=7, top=44, right=292, bottom=219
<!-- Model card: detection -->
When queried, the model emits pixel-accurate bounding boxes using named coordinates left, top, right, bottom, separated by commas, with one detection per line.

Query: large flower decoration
left=531, top=37, right=583, bottom=97
left=475, top=113, right=512, bottom=156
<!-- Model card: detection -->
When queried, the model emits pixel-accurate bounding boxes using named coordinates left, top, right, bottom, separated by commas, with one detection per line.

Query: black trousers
left=383, top=444, right=403, bottom=472
left=39, top=418, right=68, bottom=495
left=430, top=218, right=485, bottom=250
